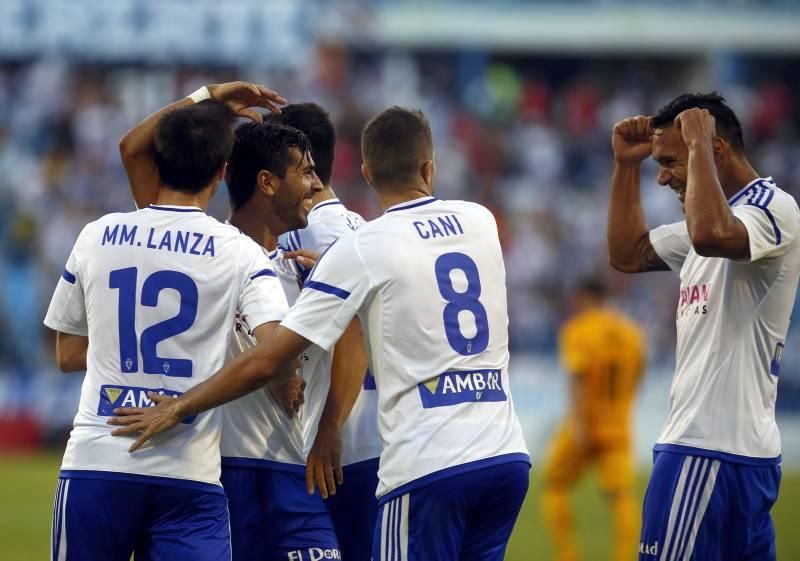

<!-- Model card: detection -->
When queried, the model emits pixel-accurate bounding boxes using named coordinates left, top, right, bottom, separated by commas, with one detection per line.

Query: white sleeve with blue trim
left=237, top=238, right=289, bottom=330
left=44, top=225, right=89, bottom=336
left=649, top=221, right=692, bottom=273
left=280, top=234, right=373, bottom=352
left=733, top=189, right=800, bottom=262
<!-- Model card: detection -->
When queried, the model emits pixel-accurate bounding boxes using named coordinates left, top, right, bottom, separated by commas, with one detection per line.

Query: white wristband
left=189, top=86, right=211, bottom=103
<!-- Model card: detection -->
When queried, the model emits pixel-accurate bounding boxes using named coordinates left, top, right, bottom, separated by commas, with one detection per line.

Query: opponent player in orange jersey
left=541, top=278, right=646, bottom=561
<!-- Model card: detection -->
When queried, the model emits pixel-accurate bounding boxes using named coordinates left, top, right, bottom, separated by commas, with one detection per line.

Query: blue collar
left=385, top=196, right=438, bottom=213
left=148, top=204, right=204, bottom=213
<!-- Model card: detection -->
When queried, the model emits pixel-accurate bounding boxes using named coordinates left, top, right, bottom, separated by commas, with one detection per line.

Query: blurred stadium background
left=0, top=0, right=799, bottom=559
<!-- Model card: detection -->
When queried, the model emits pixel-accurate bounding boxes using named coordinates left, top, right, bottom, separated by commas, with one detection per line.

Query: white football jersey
left=284, top=198, right=382, bottom=465
left=650, top=177, right=800, bottom=464
left=43, top=205, right=289, bottom=487
left=281, top=197, right=530, bottom=499
left=218, top=247, right=331, bottom=469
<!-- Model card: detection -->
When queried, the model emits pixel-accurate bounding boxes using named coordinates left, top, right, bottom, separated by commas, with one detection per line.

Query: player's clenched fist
left=612, top=115, right=652, bottom=165
left=207, top=81, right=288, bottom=122
left=674, top=107, right=716, bottom=148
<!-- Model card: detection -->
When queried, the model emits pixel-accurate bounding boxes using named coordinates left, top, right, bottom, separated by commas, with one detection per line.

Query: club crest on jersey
left=417, top=369, right=506, bottom=408
left=97, top=385, right=197, bottom=423
left=677, top=282, right=710, bottom=318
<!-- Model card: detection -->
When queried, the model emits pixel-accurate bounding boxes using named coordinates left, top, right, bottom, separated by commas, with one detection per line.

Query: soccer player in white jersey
left=607, top=92, right=800, bottom=561
left=271, top=103, right=381, bottom=561
left=43, top=98, right=292, bottom=561
left=120, top=87, right=368, bottom=560
left=110, top=106, right=531, bottom=560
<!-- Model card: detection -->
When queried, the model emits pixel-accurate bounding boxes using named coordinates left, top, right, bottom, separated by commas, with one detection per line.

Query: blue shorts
left=220, top=462, right=339, bottom=561
left=640, top=450, right=781, bottom=561
left=52, top=472, right=230, bottom=561
left=371, top=457, right=530, bottom=561
left=325, top=457, right=380, bottom=561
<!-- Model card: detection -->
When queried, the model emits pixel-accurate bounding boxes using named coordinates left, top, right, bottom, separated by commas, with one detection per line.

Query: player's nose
left=311, top=173, right=324, bottom=192
left=657, top=169, right=671, bottom=186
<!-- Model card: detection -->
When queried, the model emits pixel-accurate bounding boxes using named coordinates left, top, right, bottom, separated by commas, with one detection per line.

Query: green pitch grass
left=1, top=452, right=798, bottom=560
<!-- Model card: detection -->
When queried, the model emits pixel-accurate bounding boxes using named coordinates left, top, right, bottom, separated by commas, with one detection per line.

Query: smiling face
left=651, top=125, right=690, bottom=207
left=271, top=147, right=323, bottom=230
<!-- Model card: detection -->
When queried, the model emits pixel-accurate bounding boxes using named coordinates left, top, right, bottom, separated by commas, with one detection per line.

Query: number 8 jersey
left=44, top=205, right=289, bottom=489
left=280, top=197, right=529, bottom=500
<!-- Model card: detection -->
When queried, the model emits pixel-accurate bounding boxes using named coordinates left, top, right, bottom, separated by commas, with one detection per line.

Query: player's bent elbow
left=118, top=134, right=133, bottom=159
left=608, top=254, right=639, bottom=274
left=689, top=229, right=734, bottom=258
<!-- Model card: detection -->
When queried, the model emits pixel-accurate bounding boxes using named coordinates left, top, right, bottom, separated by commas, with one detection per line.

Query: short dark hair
left=651, top=92, right=744, bottom=150
left=154, top=99, right=236, bottom=193
left=225, top=122, right=312, bottom=211
left=266, top=103, right=336, bottom=186
left=361, top=107, right=433, bottom=187
left=576, top=278, right=608, bottom=300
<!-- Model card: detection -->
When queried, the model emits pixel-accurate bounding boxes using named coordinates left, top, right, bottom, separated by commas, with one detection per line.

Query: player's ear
left=257, top=169, right=277, bottom=198
left=711, top=136, right=727, bottom=166
left=215, top=162, right=227, bottom=182
left=360, top=163, right=374, bottom=188
left=422, top=159, right=435, bottom=189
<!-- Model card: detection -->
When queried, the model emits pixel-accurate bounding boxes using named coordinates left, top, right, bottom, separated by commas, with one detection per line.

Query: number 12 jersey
left=281, top=197, right=529, bottom=500
left=44, top=205, right=289, bottom=489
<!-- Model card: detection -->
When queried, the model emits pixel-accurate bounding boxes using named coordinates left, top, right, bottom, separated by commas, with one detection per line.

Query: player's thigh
left=52, top=477, right=143, bottom=561
left=372, top=480, right=467, bottom=561
left=596, top=445, right=635, bottom=494
left=736, top=463, right=780, bottom=561
left=460, top=461, right=530, bottom=561
left=542, top=424, right=585, bottom=487
left=267, top=469, right=340, bottom=561
left=327, top=458, right=380, bottom=561
left=640, top=453, right=735, bottom=561
left=220, top=466, right=272, bottom=561
left=140, top=485, right=231, bottom=561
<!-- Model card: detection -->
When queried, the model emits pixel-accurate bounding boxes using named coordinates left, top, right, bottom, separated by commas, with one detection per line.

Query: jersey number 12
left=109, top=267, right=198, bottom=377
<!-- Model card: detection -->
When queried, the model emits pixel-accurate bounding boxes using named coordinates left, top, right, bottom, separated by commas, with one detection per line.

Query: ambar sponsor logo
left=98, top=385, right=197, bottom=423
left=417, top=369, right=506, bottom=408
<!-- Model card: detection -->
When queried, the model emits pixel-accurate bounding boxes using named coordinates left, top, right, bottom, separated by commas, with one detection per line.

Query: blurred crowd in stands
left=1, top=47, right=799, bottom=384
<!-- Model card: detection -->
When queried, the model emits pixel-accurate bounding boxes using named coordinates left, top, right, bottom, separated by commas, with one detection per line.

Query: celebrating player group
left=44, top=78, right=799, bottom=561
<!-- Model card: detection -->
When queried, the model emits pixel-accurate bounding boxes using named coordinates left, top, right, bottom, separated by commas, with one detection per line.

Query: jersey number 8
left=435, top=252, right=489, bottom=356
left=109, top=267, right=198, bottom=377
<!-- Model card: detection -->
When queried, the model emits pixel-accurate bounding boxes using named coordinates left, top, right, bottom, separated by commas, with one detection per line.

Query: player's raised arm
left=675, top=108, right=750, bottom=259
left=119, top=82, right=287, bottom=209
left=109, top=323, right=311, bottom=452
left=607, top=116, right=669, bottom=273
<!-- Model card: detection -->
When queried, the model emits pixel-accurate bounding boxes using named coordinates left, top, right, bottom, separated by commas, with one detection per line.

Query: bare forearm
left=684, top=143, right=739, bottom=249
left=320, top=319, right=368, bottom=430
left=174, top=344, right=280, bottom=418
left=119, top=97, right=193, bottom=208
left=608, top=162, right=651, bottom=272
left=170, top=323, right=311, bottom=419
